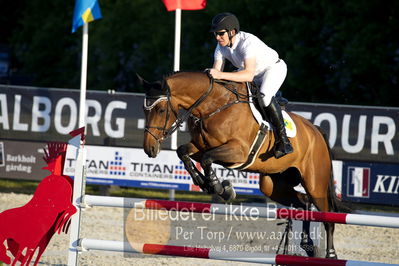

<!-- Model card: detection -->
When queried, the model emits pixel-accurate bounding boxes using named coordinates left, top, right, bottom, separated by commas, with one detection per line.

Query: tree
left=2, top=0, right=398, bottom=106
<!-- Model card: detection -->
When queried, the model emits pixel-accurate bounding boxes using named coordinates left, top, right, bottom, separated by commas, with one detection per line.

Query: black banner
left=0, top=85, right=152, bottom=148
left=0, top=140, right=48, bottom=181
left=1, top=85, right=398, bottom=163
left=287, top=102, right=399, bottom=163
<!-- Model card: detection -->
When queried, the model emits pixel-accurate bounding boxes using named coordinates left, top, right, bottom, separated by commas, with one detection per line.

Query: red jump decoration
left=0, top=130, right=82, bottom=265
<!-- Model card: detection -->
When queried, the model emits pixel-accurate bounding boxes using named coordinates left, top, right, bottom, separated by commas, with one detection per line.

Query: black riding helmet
left=210, top=12, right=240, bottom=33
left=210, top=13, right=240, bottom=48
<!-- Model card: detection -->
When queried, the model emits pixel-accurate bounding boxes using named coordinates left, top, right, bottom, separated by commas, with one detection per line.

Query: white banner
left=64, top=145, right=263, bottom=194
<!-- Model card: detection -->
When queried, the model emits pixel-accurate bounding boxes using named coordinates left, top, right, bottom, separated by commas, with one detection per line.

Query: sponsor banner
left=0, top=85, right=150, bottom=148
left=1, top=85, right=399, bottom=163
left=64, top=145, right=263, bottom=195
left=288, top=102, right=399, bottom=163
left=0, top=140, right=48, bottom=181
left=0, top=139, right=343, bottom=199
left=342, top=161, right=399, bottom=205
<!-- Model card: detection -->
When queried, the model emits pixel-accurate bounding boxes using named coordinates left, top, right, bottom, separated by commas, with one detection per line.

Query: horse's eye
left=159, top=108, right=166, bottom=114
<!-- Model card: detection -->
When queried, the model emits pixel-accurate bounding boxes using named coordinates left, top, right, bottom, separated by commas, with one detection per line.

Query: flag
left=162, top=0, right=206, bottom=12
left=72, top=0, right=102, bottom=33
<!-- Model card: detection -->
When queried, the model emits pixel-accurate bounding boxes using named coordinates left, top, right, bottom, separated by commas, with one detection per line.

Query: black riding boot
left=265, top=97, right=293, bottom=158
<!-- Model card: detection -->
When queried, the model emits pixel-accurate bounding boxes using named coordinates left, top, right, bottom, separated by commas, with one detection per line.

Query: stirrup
left=274, top=141, right=293, bottom=159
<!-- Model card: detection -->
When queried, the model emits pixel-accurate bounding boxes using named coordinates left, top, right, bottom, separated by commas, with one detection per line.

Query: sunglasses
left=213, top=31, right=227, bottom=37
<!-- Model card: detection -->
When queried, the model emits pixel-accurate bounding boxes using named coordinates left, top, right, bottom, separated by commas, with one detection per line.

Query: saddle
left=228, top=83, right=292, bottom=170
left=245, top=81, right=289, bottom=120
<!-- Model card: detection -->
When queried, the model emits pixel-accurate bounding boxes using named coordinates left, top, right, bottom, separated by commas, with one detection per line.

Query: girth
left=228, top=123, right=269, bottom=170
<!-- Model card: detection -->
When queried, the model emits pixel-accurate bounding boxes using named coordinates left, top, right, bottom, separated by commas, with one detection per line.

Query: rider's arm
left=213, top=59, right=225, bottom=71
left=210, top=57, right=256, bottom=82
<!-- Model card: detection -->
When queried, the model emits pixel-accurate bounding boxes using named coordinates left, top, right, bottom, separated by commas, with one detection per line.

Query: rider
left=208, top=12, right=293, bottom=159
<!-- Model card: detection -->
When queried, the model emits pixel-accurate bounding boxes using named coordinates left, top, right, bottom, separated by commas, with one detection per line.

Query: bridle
left=144, top=76, right=215, bottom=143
left=143, top=96, right=170, bottom=142
left=144, top=75, right=252, bottom=145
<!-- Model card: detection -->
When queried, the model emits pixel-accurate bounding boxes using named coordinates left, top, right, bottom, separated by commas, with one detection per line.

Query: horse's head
left=139, top=75, right=178, bottom=158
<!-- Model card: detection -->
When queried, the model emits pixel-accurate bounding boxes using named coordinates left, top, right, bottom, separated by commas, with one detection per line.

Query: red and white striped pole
left=83, top=195, right=399, bottom=228
left=80, top=239, right=394, bottom=266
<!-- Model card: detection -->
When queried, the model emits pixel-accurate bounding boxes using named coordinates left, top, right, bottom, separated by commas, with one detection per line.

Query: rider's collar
left=229, top=32, right=240, bottom=50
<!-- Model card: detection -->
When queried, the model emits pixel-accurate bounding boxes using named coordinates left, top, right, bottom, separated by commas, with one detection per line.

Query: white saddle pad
left=248, top=89, right=297, bottom=138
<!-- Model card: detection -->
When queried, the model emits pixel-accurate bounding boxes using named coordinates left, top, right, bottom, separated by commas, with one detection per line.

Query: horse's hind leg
left=259, top=173, right=307, bottom=208
left=259, top=173, right=316, bottom=256
left=301, top=164, right=337, bottom=258
left=300, top=201, right=316, bottom=257
left=313, top=196, right=337, bottom=258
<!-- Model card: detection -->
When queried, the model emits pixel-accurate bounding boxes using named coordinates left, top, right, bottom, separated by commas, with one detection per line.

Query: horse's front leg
left=201, top=141, right=247, bottom=202
left=176, top=143, right=210, bottom=192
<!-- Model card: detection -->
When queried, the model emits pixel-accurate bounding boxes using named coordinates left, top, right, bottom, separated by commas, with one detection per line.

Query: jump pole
left=83, top=195, right=399, bottom=228
left=79, top=238, right=394, bottom=266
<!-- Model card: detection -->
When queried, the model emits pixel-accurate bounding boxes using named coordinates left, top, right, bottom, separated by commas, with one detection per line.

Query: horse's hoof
left=219, top=180, right=236, bottom=202
left=325, top=249, right=338, bottom=259
left=300, top=234, right=315, bottom=257
left=300, top=243, right=315, bottom=257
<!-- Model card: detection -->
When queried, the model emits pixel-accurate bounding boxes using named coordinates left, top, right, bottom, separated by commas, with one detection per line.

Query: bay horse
left=141, top=71, right=346, bottom=259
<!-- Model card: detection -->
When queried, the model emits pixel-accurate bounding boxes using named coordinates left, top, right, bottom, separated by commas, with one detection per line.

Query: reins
left=145, top=75, right=216, bottom=142
left=145, top=74, right=258, bottom=143
left=198, top=79, right=252, bottom=120
left=163, top=76, right=216, bottom=138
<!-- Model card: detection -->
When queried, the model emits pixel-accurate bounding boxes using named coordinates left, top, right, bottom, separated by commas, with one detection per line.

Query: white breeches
left=256, top=59, right=287, bottom=106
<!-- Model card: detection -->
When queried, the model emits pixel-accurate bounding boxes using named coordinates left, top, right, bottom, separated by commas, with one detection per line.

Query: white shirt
left=214, top=31, right=279, bottom=79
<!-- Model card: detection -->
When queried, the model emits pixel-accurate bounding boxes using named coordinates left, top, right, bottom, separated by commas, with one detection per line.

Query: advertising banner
left=0, top=85, right=148, bottom=148
left=288, top=102, right=399, bottom=164
left=0, top=137, right=343, bottom=197
left=0, top=140, right=48, bottom=181
left=64, top=145, right=263, bottom=195
left=0, top=85, right=396, bottom=203
left=342, top=161, right=399, bottom=205
left=1, top=85, right=398, bottom=163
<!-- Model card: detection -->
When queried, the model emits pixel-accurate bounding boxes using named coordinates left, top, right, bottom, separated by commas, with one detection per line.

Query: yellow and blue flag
left=72, top=0, right=102, bottom=33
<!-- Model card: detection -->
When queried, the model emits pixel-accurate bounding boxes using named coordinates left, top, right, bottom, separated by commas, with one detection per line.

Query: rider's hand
left=208, top=68, right=223, bottom=79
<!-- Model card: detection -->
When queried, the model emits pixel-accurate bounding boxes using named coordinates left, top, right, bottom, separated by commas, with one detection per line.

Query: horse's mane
left=166, top=71, right=246, bottom=86
left=163, top=71, right=180, bottom=79
left=163, top=70, right=208, bottom=79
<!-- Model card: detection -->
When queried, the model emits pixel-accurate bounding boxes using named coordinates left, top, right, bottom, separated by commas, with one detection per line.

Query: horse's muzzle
left=149, top=145, right=160, bottom=158
left=144, top=142, right=161, bottom=158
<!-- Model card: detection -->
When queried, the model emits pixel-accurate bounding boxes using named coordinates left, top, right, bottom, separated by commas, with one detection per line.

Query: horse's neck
left=173, top=75, right=247, bottom=117
left=170, top=73, right=210, bottom=110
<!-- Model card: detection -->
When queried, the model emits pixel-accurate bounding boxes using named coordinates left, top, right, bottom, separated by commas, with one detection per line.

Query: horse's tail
left=316, top=126, right=352, bottom=214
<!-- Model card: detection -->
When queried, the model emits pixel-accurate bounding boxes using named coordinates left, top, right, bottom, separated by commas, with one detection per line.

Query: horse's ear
left=152, top=81, right=162, bottom=91
left=136, top=73, right=163, bottom=93
left=137, top=73, right=165, bottom=97
left=136, top=73, right=152, bottom=91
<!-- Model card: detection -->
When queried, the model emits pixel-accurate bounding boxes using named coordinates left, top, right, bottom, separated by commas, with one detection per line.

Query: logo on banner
left=0, top=142, right=4, bottom=167
left=347, top=167, right=370, bottom=198
left=248, top=173, right=259, bottom=185
left=174, top=161, right=191, bottom=180
left=109, top=152, right=126, bottom=176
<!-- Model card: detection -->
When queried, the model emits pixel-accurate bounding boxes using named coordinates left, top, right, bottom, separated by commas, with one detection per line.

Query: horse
left=141, top=71, right=347, bottom=259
